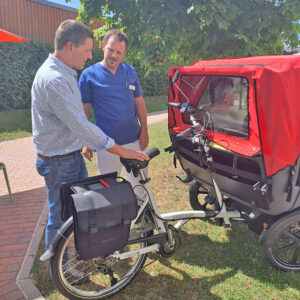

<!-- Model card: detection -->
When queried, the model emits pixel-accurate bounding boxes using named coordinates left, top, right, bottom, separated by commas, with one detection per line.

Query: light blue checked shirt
left=31, top=54, right=115, bottom=157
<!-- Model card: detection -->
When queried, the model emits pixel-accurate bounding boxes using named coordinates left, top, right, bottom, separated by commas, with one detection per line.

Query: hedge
left=0, top=40, right=168, bottom=111
left=0, top=40, right=53, bottom=111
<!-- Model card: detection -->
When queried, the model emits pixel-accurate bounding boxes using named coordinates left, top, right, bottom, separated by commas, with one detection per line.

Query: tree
left=72, top=0, right=300, bottom=70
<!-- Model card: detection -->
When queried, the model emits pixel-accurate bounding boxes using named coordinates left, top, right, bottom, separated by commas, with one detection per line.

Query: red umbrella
left=0, top=29, right=28, bottom=42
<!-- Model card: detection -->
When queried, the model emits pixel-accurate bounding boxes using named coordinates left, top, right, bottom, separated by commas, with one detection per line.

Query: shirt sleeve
left=45, top=78, right=115, bottom=151
left=78, top=71, right=93, bottom=104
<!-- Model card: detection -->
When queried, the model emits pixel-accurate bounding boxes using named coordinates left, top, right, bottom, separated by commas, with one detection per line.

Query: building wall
left=0, top=0, right=104, bottom=47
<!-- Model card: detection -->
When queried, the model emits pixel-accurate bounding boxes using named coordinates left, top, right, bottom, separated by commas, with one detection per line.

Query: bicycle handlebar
left=144, top=148, right=160, bottom=159
left=167, top=102, right=181, bottom=109
left=176, top=127, right=193, bottom=140
left=168, top=102, right=198, bottom=140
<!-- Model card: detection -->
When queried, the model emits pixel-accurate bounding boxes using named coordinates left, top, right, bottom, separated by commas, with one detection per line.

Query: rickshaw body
left=168, top=55, right=300, bottom=270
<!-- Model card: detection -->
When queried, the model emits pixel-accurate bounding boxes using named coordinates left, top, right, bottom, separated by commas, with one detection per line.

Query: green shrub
left=0, top=40, right=53, bottom=111
left=135, top=67, right=169, bottom=96
left=0, top=42, right=168, bottom=112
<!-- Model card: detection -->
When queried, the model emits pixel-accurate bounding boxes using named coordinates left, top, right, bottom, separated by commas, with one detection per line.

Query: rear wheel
left=49, top=216, right=152, bottom=299
left=260, top=210, right=300, bottom=271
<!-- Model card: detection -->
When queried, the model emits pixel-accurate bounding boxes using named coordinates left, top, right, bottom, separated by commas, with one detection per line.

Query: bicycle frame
left=110, top=168, right=242, bottom=261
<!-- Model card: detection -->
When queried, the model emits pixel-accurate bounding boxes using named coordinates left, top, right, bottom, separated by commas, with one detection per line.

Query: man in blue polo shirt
left=79, top=30, right=149, bottom=193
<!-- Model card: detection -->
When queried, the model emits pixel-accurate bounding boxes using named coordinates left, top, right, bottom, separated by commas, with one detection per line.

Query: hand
left=119, top=147, right=149, bottom=161
left=82, top=146, right=93, bottom=161
left=139, top=129, right=149, bottom=151
left=107, top=143, right=149, bottom=161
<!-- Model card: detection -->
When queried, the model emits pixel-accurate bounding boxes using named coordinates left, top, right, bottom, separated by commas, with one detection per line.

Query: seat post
left=138, top=169, right=150, bottom=185
left=0, top=163, right=13, bottom=202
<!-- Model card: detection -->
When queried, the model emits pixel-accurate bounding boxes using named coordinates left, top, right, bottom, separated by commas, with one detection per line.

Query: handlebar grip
left=167, top=102, right=181, bottom=108
left=176, top=127, right=193, bottom=140
left=144, top=147, right=160, bottom=159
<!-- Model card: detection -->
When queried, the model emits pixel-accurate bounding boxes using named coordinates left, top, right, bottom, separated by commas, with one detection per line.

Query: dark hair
left=103, top=29, right=129, bottom=51
left=54, top=20, right=94, bottom=51
left=209, top=77, right=234, bottom=104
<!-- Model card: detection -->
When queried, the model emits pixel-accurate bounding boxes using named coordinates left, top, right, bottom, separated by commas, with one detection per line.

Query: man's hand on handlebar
left=107, top=143, right=149, bottom=161
left=119, top=148, right=150, bottom=161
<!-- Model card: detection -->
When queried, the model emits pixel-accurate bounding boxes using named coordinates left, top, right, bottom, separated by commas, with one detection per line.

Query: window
left=179, top=75, right=249, bottom=138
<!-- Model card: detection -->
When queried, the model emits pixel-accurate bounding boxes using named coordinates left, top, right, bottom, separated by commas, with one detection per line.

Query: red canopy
left=0, top=29, right=28, bottom=42
left=169, top=55, right=300, bottom=177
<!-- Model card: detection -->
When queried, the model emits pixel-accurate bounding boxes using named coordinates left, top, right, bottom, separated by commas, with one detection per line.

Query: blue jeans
left=36, top=151, right=88, bottom=249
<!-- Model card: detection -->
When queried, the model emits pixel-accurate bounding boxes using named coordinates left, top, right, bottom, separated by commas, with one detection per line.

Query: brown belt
left=37, top=150, right=81, bottom=160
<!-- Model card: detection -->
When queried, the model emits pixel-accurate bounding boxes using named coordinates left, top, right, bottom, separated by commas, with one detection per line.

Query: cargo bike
left=41, top=55, right=300, bottom=299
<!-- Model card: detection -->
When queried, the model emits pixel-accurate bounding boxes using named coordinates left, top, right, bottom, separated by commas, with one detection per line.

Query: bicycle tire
left=260, top=210, right=300, bottom=271
left=189, top=181, right=219, bottom=211
left=49, top=218, right=151, bottom=299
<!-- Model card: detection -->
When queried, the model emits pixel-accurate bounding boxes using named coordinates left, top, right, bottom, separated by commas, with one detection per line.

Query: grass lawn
left=0, top=95, right=167, bottom=142
left=30, top=120, right=300, bottom=300
left=144, top=94, right=168, bottom=113
left=0, top=109, right=32, bottom=142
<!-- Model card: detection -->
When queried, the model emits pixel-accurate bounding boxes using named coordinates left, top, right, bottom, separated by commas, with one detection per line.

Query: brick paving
left=0, top=111, right=167, bottom=300
left=0, top=137, right=46, bottom=300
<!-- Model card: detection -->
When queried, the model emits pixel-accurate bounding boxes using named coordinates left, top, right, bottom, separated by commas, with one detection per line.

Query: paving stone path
left=0, top=111, right=167, bottom=300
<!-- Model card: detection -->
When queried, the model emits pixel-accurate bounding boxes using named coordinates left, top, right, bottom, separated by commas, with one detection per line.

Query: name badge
left=129, top=85, right=135, bottom=91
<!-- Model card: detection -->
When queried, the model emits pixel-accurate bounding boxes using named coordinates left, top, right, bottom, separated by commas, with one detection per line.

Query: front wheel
left=260, top=210, right=300, bottom=271
left=49, top=219, right=151, bottom=299
left=189, top=181, right=219, bottom=211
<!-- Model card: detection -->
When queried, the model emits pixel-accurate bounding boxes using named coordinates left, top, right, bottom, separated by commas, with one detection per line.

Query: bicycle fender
left=39, top=216, right=73, bottom=262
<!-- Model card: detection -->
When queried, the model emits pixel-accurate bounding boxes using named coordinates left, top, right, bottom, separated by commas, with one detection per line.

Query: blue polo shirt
left=78, top=63, right=143, bottom=145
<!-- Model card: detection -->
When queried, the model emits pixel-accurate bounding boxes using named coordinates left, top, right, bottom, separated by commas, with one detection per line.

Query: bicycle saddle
left=120, top=147, right=160, bottom=177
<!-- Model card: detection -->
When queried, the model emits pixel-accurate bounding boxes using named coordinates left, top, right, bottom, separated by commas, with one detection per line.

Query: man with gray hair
left=31, top=20, right=148, bottom=251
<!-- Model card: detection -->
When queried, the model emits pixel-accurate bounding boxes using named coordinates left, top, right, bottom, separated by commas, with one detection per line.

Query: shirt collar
left=49, top=54, right=77, bottom=78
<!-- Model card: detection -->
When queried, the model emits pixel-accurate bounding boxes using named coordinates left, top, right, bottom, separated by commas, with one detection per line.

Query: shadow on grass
left=33, top=221, right=300, bottom=300
left=171, top=221, right=300, bottom=290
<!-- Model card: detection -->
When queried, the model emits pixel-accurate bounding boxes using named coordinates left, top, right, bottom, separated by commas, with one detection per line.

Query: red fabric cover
left=168, top=55, right=300, bottom=177
left=0, top=29, right=28, bottom=42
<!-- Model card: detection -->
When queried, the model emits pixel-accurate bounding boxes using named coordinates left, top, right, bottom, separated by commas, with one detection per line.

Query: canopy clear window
left=179, top=75, right=249, bottom=138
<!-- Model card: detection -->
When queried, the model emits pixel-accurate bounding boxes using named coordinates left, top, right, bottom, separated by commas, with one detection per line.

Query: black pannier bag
left=60, top=177, right=87, bottom=222
left=60, top=173, right=126, bottom=221
left=63, top=172, right=138, bottom=260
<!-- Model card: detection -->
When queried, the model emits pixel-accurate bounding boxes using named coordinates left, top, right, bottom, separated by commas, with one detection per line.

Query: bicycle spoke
left=275, top=242, right=295, bottom=253
left=281, top=228, right=299, bottom=243
left=289, top=246, right=300, bottom=265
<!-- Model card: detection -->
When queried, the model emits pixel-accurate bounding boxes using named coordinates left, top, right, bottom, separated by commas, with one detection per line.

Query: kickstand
left=108, top=270, right=118, bottom=286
